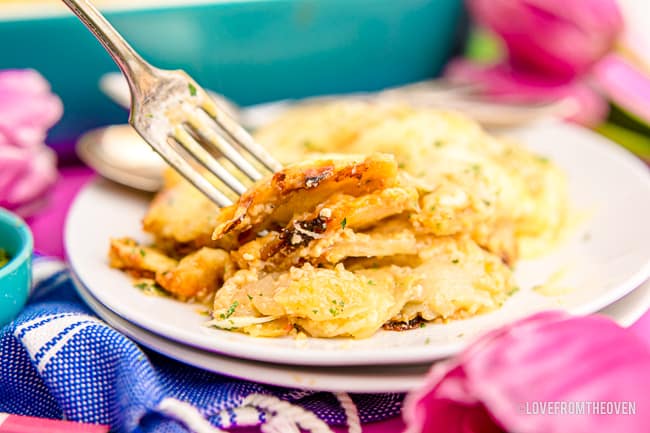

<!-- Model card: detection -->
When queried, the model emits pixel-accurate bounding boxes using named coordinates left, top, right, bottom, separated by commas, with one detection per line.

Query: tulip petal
left=0, top=69, right=63, bottom=149
left=467, top=0, right=624, bottom=79
left=445, top=59, right=608, bottom=126
left=593, top=54, right=650, bottom=126
left=0, top=69, right=61, bottom=215
left=403, top=311, right=650, bottom=433
left=0, top=145, right=58, bottom=214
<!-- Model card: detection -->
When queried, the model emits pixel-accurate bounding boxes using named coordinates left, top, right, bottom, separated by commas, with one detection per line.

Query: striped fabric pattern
left=0, top=257, right=403, bottom=433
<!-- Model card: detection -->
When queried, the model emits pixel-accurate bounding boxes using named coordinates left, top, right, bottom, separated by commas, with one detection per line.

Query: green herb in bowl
left=0, top=208, right=33, bottom=327
left=0, top=248, right=9, bottom=269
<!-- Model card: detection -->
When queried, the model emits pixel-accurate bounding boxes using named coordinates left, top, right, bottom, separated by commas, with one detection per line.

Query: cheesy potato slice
left=110, top=237, right=234, bottom=301
left=212, top=153, right=399, bottom=240
left=210, top=235, right=512, bottom=338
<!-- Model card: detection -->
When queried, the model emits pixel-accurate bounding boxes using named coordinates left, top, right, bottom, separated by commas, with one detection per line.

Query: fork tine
left=173, top=126, right=249, bottom=196
left=185, top=109, right=266, bottom=182
left=201, top=97, right=283, bottom=173
left=148, top=135, right=234, bottom=207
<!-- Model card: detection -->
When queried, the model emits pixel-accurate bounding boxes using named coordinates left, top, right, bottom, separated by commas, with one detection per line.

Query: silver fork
left=62, top=0, right=283, bottom=207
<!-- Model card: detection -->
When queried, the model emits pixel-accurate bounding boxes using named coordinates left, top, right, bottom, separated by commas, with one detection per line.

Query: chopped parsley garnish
left=367, top=279, right=376, bottom=286
left=188, top=83, right=197, bottom=96
left=312, top=309, right=319, bottom=314
left=0, top=249, right=9, bottom=269
left=328, top=300, right=345, bottom=316
left=419, top=322, right=426, bottom=328
left=429, top=205, right=436, bottom=212
left=398, top=162, right=406, bottom=169
left=220, top=300, right=239, bottom=319
left=247, top=294, right=253, bottom=301
left=340, top=218, right=347, bottom=230
left=303, top=140, right=316, bottom=150
left=536, top=156, right=549, bottom=164
left=451, top=259, right=460, bottom=264
left=482, top=199, right=492, bottom=206
left=434, top=140, right=444, bottom=148
left=133, top=281, right=168, bottom=297
left=508, top=286, right=520, bottom=296
left=139, top=249, right=146, bottom=257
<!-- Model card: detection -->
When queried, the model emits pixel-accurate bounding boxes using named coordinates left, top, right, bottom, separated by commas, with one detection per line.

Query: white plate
left=71, top=272, right=650, bottom=393
left=65, top=121, right=650, bottom=366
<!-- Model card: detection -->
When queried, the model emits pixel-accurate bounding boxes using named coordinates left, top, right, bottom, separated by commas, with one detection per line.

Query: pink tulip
left=467, top=0, right=624, bottom=79
left=0, top=69, right=62, bottom=149
left=446, top=59, right=609, bottom=126
left=0, top=145, right=58, bottom=215
left=403, top=311, right=650, bottom=433
left=0, top=69, right=62, bottom=215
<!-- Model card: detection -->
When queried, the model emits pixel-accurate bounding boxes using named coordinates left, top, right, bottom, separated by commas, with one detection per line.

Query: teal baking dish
left=0, top=0, right=466, bottom=145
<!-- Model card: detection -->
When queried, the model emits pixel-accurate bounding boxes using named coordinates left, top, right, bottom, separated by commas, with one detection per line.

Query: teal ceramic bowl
left=0, top=0, right=466, bottom=146
left=0, top=209, right=33, bottom=327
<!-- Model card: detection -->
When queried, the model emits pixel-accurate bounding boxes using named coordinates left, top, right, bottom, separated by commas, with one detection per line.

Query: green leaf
left=595, top=122, right=650, bottom=161
left=464, top=28, right=505, bottom=64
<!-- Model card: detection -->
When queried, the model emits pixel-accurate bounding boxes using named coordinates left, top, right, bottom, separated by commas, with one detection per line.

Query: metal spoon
left=77, top=124, right=166, bottom=192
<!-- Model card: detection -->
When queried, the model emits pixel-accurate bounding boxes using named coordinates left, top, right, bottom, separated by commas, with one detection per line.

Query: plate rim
left=71, top=270, right=650, bottom=393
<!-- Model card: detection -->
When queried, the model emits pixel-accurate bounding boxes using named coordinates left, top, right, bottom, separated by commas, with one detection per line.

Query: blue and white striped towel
left=0, top=257, right=404, bottom=433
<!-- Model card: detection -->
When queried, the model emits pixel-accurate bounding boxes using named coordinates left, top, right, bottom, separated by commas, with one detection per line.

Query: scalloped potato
left=109, top=101, right=567, bottom=339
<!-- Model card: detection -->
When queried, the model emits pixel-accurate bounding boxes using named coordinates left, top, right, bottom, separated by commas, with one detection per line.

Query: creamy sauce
left=533, top=267, right=573, bottom=297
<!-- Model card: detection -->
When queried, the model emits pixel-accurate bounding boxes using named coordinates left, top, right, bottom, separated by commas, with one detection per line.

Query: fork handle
left=61, top=0, right=154, bottom=103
